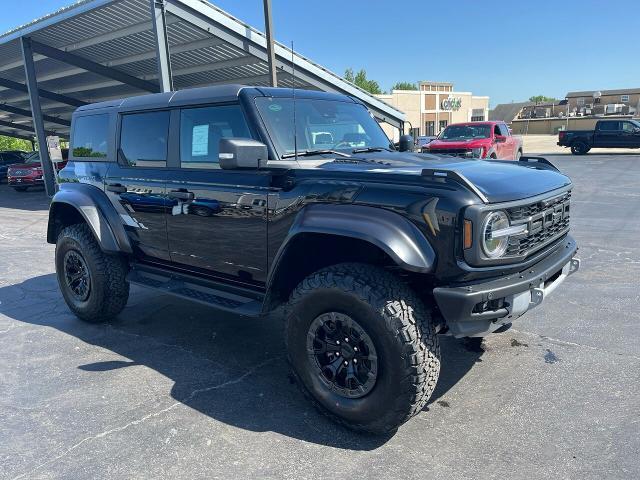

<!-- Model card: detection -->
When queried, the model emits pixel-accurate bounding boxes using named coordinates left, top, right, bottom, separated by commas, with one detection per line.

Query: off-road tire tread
left=285, top=262, right=440, bottom=434
left=57, top=224, right=129, bottom=322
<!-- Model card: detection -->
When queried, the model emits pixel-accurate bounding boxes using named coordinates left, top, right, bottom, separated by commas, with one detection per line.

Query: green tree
left=391, top=81, right=418, bottom=91
left=0, top=135, right=33, bottom=152
left=344, top=68, right=382, bottom=95
left=344, top=68, right=355, bottom=83
left=528, top=95, right=557, bottom=104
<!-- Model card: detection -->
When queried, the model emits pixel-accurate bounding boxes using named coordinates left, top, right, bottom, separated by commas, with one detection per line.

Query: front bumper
left=8, top=176, right=43, bottom=186
left=433, top=236, right=579, bottom=337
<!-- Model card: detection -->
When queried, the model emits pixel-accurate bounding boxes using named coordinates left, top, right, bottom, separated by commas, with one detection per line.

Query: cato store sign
left=441, top=97, right=462, bottom=111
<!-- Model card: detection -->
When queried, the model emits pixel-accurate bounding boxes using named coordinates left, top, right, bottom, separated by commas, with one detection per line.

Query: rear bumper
left=433, top=236, right=579, bottom=337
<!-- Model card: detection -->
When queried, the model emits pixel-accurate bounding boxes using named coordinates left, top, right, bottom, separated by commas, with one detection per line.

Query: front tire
left=55, top=224, right=130, bottom=323
left=285, top=263, right=440, bottom=434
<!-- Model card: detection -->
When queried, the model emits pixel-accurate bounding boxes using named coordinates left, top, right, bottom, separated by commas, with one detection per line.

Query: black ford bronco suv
left=48, top=85, right=579, bottom=433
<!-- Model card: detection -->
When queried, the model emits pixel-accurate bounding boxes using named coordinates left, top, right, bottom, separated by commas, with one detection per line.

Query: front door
left=620, top=121, right=640, bottom=148
left=105, top=110, right=171, bottom=261
left=165, top=104, right=270, bottom=285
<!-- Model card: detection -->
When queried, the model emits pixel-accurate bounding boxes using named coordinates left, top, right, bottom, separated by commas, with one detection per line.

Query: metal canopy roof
left=0, top=0, right=405, bottom=142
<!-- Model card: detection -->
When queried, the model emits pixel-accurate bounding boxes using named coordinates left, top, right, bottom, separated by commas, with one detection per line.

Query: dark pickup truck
left=558, top=119, right=640, bottom=154
left=48, top=85, right=580, bottom=433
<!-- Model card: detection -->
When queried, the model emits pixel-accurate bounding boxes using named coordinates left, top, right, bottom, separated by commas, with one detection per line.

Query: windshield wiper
left=282, top=149, right=351, bottom=159
left=351, top=147, right=393, bottom=154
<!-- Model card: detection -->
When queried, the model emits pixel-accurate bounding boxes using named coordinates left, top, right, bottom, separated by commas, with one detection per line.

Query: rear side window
left=598, top=121, right=619, bottom=131
left=119, top=111, right=170, bottom=167
left=72, top=114, right=109, bottom=158
left=179, top=105, right=251, bottom=169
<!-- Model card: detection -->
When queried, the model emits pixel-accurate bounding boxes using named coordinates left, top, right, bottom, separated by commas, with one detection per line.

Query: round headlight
left=482, top=211, right=510, bottom=258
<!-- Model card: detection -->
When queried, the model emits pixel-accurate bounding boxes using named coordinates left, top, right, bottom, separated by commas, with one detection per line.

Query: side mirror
left=219, top=138, right=268, bottom=169
left=398, top=134, right=414, bottom=152
left=494, top=135, right=507, bottom=143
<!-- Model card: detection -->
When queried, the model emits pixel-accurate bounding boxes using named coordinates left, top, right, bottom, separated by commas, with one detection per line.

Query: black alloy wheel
left=63, top=250, right=91, bottom=301
left=307, top=312, right=378, bottom=398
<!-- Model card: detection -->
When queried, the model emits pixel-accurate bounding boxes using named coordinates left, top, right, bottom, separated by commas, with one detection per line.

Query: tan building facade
left=566, top=88, right=640, bottom=116
left=377, top=81, right=490, bottom=141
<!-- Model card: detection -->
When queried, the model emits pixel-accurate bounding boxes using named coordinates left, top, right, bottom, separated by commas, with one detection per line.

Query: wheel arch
left=47, top=184, right=132, bottom=254
left=264, top=204, right=436, bottom=311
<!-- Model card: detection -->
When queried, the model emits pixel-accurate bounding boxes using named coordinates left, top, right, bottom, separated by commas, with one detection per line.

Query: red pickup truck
left=422, top=121, right=523, bottom=160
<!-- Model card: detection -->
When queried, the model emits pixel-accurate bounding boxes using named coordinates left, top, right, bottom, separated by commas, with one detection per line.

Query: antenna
left=291, top=40, right=298, bottom=161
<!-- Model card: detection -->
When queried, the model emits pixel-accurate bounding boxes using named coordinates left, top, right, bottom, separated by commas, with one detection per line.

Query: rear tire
left=55, top=224, right=130, bottom=323
left=285, top=263, right=440, bottom=434
left=514, top=149, right=522, bottom=161
left=570, top=141, right=589, bottom=155
left=12, top=186, right=28, bottom=192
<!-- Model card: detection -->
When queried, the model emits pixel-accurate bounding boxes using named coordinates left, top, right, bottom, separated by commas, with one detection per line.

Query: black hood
left=305, top=151, right=571, bottom=203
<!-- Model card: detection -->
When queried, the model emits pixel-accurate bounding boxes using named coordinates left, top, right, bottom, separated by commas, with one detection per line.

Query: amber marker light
left=463, top=219, right=473, bottom=249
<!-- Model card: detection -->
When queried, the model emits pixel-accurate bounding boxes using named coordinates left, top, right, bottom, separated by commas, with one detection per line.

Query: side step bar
left=127, top=264, right=263, bottom=317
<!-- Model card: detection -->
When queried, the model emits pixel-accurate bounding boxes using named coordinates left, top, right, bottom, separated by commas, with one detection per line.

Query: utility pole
left=263, top=0, right=277, bottom=87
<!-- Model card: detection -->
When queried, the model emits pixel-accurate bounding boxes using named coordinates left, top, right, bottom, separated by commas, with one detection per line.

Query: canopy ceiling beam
left=0, top=76, right=86, bottom=107
left=0, top=103, right=71, bottom=126
left=29, top=39, right=160, bottom=94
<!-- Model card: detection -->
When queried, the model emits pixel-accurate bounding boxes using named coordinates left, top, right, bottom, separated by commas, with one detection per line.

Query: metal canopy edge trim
left=0, top=0, right=404, bottom=129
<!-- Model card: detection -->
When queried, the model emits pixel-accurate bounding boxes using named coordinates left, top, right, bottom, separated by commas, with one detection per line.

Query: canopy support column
left=21, top=36, right=56, bottom=197
left=263, top=0, right=277, bottom=87
left=151, top=0, right=174, bottom=92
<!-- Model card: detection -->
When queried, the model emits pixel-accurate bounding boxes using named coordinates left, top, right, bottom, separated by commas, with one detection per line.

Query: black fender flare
left=269, top=203, right=436, bottom=285
left=47, top=183, right=132, bottom=254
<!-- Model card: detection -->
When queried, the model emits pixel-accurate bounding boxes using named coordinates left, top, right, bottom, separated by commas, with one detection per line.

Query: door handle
left=168, top=189, right=194, bottom=201
left=106, top=183, right=127, bottom=193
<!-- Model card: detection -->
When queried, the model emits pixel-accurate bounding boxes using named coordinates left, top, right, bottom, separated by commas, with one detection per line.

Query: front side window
left=498, top=124, right=510, bottom=136
left=179, top=105, right=251, bottom=169
left=72, top=114, right=109, bottom=158
left=255, top=97, right=391, bottom=158
left=622, top=121, right=639, bottom=133
left=119, top=111, right=170, bottom=167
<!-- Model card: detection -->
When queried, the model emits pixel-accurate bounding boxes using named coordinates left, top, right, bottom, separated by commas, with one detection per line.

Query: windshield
left=439, top=124, right=491, bottom=140
left=24, top=152, right=40, bottom=164
left=255, top=97, right=392, bottom=158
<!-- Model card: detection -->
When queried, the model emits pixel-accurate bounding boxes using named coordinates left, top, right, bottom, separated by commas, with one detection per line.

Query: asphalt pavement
left=1, top=154, right=638, bottom=479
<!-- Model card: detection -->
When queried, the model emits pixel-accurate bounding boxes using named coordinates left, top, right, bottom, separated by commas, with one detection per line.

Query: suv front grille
left=505, top=191, right=571, bottom=256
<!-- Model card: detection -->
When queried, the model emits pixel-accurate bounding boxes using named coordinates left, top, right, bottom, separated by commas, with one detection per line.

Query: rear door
left=594, top=121, right=621, bottom=147
left=165, top=103, right=270, bottom=286
left=104, top=110, right=171, bottom=261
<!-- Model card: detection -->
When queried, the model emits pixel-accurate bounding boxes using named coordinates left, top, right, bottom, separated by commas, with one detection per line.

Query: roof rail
left=421, top=168, right=489, bottom=204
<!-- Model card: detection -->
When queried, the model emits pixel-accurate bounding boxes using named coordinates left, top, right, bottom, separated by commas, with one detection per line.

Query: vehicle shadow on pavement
left=0, top=185, right=49, bottom=211
left=1, top=274, right=483, bottom=449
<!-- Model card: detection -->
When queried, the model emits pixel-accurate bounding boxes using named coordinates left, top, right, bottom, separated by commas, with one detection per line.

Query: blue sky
left=4, top=0, right=639, bottom=106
